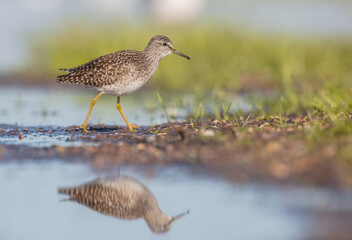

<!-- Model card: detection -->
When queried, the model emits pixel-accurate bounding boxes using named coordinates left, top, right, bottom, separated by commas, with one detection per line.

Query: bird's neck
left=144, top=209, right=169, bottom=231
left=143, top=47, right=167, bottom=63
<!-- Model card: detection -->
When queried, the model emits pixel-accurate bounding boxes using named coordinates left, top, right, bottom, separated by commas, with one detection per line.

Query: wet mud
left=1, top=117, right=351, bottom=188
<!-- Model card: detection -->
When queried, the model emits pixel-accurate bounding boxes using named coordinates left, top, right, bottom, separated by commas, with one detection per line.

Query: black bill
left=172, top=49, right=190, bottom=60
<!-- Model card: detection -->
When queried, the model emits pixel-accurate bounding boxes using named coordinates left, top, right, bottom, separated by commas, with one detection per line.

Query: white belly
left=96, top=80, right=148, bottom=96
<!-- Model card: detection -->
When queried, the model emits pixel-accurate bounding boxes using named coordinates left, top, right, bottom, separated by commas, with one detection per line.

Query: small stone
left=247, top=127, right=255, bottom=133
left=136, top=143, right=145, bottom=150
left=96, top=134, right=104, bottom=139
left=266, top=142, right=282, bottom=153
left=201, top=129, right=215, bottom=137
left=270, top=162, right=290, bottom=179
left=146, top=135, right=156, bottom=143
left=259, top=123, right=269, bottom=128
left=56, top=146, right=66, bottom=155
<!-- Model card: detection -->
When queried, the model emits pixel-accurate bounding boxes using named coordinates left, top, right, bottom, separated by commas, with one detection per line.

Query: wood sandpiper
left=57, top=35, right=190, bottom=132
left=59, top=175, right=189, bottom=233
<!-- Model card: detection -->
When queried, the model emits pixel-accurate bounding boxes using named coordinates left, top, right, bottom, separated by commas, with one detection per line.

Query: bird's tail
left=58, top=186, right=76, bottom=195
left=58, top=68, right=73, bottom=72
left=56, top=74, right=70, bottom=83
left=57, top=68, right=76, bottom=83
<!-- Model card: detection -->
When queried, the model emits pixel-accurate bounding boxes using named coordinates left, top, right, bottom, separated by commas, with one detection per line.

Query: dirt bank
left=1, top=117, right=351, bottom=188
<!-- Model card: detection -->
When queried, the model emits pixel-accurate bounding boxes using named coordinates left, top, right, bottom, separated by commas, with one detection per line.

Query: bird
left=58, top=175, right=190, bottom=233
left=57, top=35, right=190, bottom=133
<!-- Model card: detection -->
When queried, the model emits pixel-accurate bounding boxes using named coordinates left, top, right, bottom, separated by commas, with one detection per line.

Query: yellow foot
left=129, top=124, right=141, bottom=132
left=79, top=125, right=88, bottom=133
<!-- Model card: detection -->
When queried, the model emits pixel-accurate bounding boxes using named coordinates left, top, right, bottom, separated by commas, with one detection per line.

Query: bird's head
left=146, top=210, right=190, bottom=234
left=145, top=35, right=190, bottom=60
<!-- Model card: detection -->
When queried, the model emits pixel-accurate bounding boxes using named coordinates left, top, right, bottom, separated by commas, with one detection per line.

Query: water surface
left=1, top=161, right=351, bottom=240
left=0, top=162, right=303, bottom=240
left=0, top=86, right=248, bottom=127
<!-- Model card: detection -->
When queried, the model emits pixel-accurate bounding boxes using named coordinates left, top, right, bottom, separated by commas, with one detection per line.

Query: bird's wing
left=58, top=179, right=146, bottom=219
left=56, top=51, right=134, bottom=87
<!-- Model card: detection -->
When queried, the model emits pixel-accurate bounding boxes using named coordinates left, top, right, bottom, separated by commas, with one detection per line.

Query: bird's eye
left=162, top=42, right=167, bottom=46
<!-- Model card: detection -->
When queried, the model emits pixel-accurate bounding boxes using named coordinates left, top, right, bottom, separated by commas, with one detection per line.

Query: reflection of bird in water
left=58, top=175, right=189, bottom=233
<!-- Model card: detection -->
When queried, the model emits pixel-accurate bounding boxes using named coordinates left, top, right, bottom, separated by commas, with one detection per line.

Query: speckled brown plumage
left=57, top=35, right=190, bottom=96
left=58, top=51, right=142, bottom=88
left=56, top=35, right=190, bottom=133
left=58, top=175, right=189, bottom=233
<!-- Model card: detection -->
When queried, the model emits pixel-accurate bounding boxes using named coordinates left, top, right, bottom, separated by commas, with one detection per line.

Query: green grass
left=156, top=91, right=172, bottom=122
left=148, top=123, right=166, bottom=135
left=21, top=22, right=352, bottom=148
left=25, top=22, right=352, bottom=92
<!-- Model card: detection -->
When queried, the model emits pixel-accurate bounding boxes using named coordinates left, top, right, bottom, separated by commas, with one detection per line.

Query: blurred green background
left=1, top=0, right=352, bottom=121
left=28, top=24, right=352, bottom=94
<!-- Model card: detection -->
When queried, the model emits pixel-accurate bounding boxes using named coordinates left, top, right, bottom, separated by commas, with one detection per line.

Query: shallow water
left=0, top=86, right=171, bottom=127
left=0, top=125, right=99, bottom=147
left=1, top=85, right=351, bottom=239
left=0, top=131, right=93, bottom=147
left=1, top=161, right=351, bottom=240
left=0, top=162, right=300, bottom=240
left=0, top=86, right=248, bottom=127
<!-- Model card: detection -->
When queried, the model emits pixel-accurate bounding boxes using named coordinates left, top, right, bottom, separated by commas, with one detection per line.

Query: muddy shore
left=1, top=117, right=351, bottom=188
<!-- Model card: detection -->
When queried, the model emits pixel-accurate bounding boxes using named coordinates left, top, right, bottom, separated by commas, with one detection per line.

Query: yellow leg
left=116, top=96, right=135, bottom=132
left=79, top=92, right=103, bottom=133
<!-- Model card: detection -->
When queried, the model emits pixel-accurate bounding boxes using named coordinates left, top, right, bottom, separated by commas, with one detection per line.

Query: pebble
left=146, top=135, right=156, bottom=143
left=201, top=129, right=215, bottom=137
left=136, top=143, right=145, bottom=150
